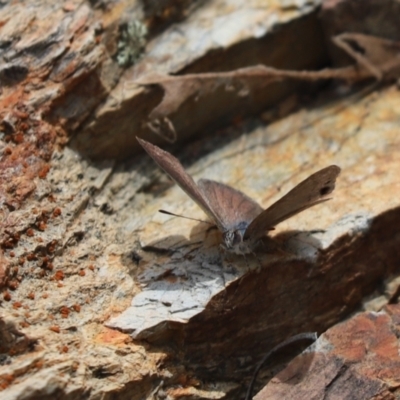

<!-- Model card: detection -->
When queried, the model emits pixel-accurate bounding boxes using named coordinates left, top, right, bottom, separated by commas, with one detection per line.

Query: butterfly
left=137, top=137, right=341, bottom=254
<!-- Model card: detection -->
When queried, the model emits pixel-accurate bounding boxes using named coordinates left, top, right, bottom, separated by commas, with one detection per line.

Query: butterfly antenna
left=159, top=209, right=213, bottom=225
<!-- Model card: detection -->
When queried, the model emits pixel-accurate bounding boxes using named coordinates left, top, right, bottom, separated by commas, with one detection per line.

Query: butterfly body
left=196, top=178, right=263, bottom=253
left=222, top=220, right=250, bottom=249
left=137, top=137, right=341, bottom=254
left=222, top=228, right=257, bottom=255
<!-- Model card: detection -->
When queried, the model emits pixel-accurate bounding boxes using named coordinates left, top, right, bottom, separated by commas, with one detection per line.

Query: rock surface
left=108, top=84, right=400, bottom=385
left=1, top=0, right=400, bottom=399
left=73, top=0, right=327, bottom=158
left=255, top=305, right=400, bottom=399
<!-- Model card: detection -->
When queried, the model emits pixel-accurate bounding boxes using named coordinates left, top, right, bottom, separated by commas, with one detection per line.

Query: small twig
left=245, top=332, right=318, bottom=400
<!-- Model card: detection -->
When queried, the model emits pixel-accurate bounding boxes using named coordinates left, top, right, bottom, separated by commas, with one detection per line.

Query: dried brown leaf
left=135, top=34, right=400, bottom=141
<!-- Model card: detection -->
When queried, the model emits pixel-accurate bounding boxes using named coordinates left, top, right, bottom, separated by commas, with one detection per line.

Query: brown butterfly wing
left=198, top=179, right=263, bottom=231
left=244, top=165, right=341, bottom=240
left=137, top=138, right=218, bottom=224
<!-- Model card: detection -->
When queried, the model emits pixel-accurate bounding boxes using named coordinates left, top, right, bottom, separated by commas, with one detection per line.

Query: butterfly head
left=222, top=221, right=255, bottom=254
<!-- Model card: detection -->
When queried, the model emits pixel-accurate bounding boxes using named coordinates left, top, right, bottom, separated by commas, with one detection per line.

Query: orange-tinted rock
left=255, top=305, right=400, bottom=399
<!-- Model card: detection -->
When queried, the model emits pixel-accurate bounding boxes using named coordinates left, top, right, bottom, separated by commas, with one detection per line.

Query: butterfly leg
left=219, top=244, right=232, bottom=268
left=242, top=253, right=250, bottom=270
left=250, top=249, right=263, bottom=270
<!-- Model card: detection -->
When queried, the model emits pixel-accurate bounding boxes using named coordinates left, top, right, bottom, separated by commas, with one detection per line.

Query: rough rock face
left=73, top=0, right=328, bottom=159
left=109, top=84, right=400, bottom=384
left=255, top=305, right=400, bottom=399
left=1, top=0, right=400, bottom=399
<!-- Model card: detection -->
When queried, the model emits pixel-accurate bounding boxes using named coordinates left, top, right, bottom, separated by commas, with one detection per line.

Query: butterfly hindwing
left=138, top=136, right=341, bottom=254
left=198, top=179, right=263, bottom=231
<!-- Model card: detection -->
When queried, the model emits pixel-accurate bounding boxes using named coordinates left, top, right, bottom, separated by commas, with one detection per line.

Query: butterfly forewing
left=138, top=136, right=341, bottom=254
left=137, top=138, right=217, bottom=224
left=244, top=165, right=341, bottom=240
left=198, top=179, right=263, bottom=231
